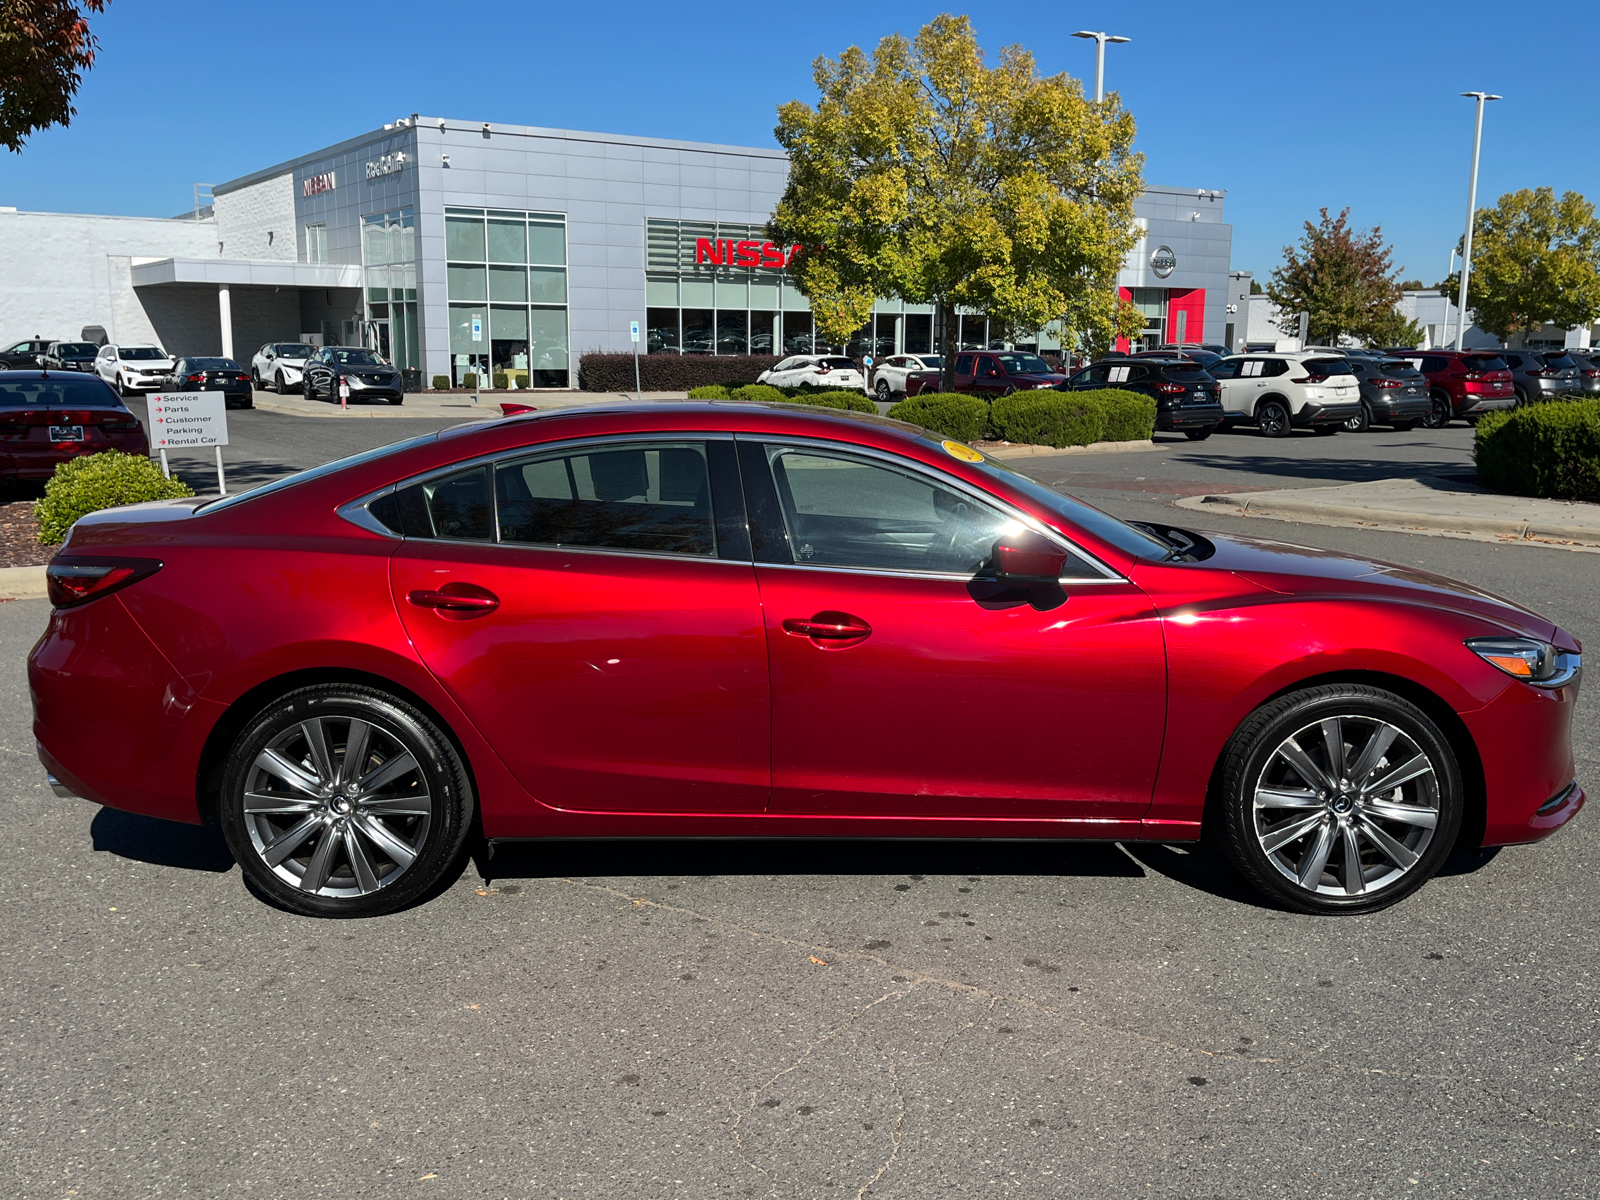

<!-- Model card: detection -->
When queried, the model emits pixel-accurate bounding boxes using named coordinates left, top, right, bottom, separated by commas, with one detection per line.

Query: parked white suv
left=1210, top=353, right=1361, bottom=437
left=757, top=355, right=866, bottom=390
left=251, top=342, right=317, bottom=393
left=94, top=343, right=174, bottom=395
left=870, top=353, right=943, bottom=400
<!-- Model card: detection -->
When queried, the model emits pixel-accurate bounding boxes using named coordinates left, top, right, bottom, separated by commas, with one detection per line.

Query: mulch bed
left=0, top=500, right=54, bottom=567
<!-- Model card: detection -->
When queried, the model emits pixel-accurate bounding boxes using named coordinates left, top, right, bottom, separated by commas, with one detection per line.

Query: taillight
left=1292, top=374, right=1328, bottom=384
left=1583, top=369, right=1599, bottom=378
left=1374, top=378, right=1403, bottom=389
left=46, top=558, right=162, bottom=608
left=817, top=365, right=831, bottom=374
left=1156, top=382, right=1186, bottom=394
left=186, top=373, right=205, bottom=383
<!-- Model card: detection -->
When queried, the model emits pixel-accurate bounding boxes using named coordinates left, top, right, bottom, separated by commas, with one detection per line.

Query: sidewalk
left=250, top=390, right=691, bottom=420
left=1175, top=476, right=1600, bottom=552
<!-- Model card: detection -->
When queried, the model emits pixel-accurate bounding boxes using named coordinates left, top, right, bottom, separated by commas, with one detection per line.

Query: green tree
left=1442, top=188, right=1600, bottom=340
left=1267, top=208, right=1411, bottom=346
left=1364, top=306, right=1427, bottom=349
left=770, top=14, right=1146, bottom=390
left=1249, top=278, right=1263, bottom=294
left=0, top=1, right=109, bottom=152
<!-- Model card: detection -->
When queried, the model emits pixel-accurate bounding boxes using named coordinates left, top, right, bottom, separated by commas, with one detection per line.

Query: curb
left=249, top=396, right=499, bottom=421
left=1177, top=492, right=1600, bottom=549
left=985, top=439, right=1165, bottom=460
left=0, top=565, right=48, bottom=600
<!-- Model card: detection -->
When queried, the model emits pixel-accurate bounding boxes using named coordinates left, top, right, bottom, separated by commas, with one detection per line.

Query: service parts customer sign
left=151, top=392, right=229, bottom=449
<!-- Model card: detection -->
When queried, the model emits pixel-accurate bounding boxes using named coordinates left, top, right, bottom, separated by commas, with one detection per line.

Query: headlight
left=1466, top=637, right=1581, bottom=689
left=346, top=375, right=365, bottom=387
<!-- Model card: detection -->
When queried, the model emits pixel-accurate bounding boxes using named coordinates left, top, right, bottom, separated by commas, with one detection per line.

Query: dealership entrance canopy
left=0, top=116, right=1233, bottom=386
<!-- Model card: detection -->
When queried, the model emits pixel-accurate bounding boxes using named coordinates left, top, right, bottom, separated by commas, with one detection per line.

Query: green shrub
left=988, top=389, right=1155, bottom=448
left=886, top=392, right=991, bottom=442
left=492, top=372, right=509, bottom=390
left=780, top=389, right=877, bottom=414
left=431, top=374, right=450, bottom=390
left=727, top=383, right=788, bottom=403
left=1474, top=399, right=1600, bottom=501
left=687, top=384, right=731, bottom=399
left=461, top=373, right=477, bottom=389
left=35, top=451, right=195, bottom=545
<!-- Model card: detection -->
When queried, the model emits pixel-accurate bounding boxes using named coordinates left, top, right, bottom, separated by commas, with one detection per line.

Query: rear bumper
left=1155, top=403, right=1224, bottom=431
left=1368, top=393, right=1432, bottom=419
left=1292, top=400, right=1361, bottom=426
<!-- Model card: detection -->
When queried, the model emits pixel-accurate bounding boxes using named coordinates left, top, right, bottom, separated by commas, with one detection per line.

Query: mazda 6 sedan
left=30, top=403, right=1583, bottom=918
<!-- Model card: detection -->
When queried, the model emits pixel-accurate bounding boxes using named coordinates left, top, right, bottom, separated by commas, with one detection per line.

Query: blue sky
left=2, top=0, right=1595, bottom=284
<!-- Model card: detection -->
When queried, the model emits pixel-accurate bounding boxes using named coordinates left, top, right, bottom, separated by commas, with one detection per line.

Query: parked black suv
left=41, top=341, right=100, bottom=372
left=1497, top=349, right=1583, bottom=405
left=1062, top=356, right=1224, bottom=439
left=0, top=338, right=52, bottom=369
left=165, top=357, right=254, bottom=409
left=1342, top=358, right=1431, bottom=431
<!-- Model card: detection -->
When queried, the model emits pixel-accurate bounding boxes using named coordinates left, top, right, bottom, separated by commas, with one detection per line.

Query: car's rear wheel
left=219, top=684, right=474, bottom=918
left=1344, top=402, right=1372, bottom=432
left=1422, top=393, right=1452, bottom=429
left=1183, top=427, right=1213, bottom=441
left=1216, top=684, right=1462, bottom=915
left=1256, top=399, right=1290, bottom=438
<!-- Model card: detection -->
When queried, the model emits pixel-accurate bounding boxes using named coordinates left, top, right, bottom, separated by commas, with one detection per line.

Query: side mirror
left=991, top=529, right=1068, bottom=586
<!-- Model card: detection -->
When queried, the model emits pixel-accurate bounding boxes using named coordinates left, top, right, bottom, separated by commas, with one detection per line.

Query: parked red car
left=32, top=403, right=1582, bottom=918
left=0, top=370, right=149, bottom=482
left=952, top=350, right=1070, bottom=396
left=1391, top=350, right=1516, bottom=428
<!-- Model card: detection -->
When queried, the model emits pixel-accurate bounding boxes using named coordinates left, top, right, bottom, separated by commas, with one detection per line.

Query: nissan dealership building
left=0, top=116, right=1235, bottom=388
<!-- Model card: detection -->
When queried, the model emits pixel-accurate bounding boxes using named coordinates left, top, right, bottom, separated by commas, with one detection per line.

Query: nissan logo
left=1150, top=246, right=1176, bottom=278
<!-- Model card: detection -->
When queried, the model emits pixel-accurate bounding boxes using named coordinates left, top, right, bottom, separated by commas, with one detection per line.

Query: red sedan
left=30, top=403, right=1583, bottom=918
left=0, top=370, right=150, bottom=481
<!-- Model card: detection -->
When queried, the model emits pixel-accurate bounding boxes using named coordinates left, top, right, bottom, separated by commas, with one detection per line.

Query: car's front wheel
left=876, top=379, right=893, bottom=402
left=1183, top=426, right=1213, bottom=441
left=1256, top=399, right=1290, bottom=438
left=1216, top=684, right=1462, bottom=915
left=219, top=684, right=474, bottom=917
left=251, top=368, right=261, bottom=390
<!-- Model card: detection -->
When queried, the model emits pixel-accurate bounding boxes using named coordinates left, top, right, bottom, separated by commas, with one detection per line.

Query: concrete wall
left=213, top=172, right=297, bottom=261
left=1120, top=186, right=1232, bottom=344
left=0, top=209, right=217, bottom=347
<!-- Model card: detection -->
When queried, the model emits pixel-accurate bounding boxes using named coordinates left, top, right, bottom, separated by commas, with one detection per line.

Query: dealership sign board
left=302, top=171, right=337, bottom=198
left=695, top=238, right=802, bottom=270
left=365, top=152, right=406, bottom=179
left=150, top=393, right=229, bottom=449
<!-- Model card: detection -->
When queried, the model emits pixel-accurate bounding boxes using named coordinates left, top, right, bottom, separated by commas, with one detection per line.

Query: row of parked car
left=849, top=341, right=1598, bottom=438
left=0, top=338, right=406, bottom=407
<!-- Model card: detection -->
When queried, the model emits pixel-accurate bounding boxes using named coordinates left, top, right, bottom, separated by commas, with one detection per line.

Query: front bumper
left=1292, top=400, right=1361, bottom=426
left=1465, top=665, right=1585, bottom=847
left=1155, top=402, right=1225, bottom=431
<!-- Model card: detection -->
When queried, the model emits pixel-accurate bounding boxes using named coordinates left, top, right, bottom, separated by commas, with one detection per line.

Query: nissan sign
left=302, top=171, right=337, bottom=198
left=695, top=238, right=801, bottom=270
left=1150, top=245, right=1177, bottom=278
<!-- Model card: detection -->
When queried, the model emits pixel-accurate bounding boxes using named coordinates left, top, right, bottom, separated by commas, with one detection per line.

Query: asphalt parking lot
left=3, top=413, right=1597, bottom=1198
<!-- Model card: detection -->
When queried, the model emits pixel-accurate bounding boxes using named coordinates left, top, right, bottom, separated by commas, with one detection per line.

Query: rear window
left=1464, top=356, right=1508, bottom=373
left=1301, top=358, right=1354, bottom=376
left=820, top=357, right=856, bottom=370
left=1158, top=365, right=1212, bottom=381
left=0, top=377, right=120, bottom=406
left=187, top=358, right=240, bottom=371
left=1542, top=354, right=1576, bottom=369
left=1378, top=360, right=1424, bottom=379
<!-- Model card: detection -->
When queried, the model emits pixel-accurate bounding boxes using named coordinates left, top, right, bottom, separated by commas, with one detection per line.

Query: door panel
left=758, top=568, right=1166, bottom=819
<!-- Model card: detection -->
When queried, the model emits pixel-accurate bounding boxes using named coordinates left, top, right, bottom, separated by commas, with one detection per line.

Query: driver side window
left=757, top=445, right=1013, bottom=575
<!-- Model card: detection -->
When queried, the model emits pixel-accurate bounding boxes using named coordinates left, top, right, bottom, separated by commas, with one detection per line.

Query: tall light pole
left=1455, top=91, right=1502, bottom=350
left=1071, top=30, right=1130, bottom=103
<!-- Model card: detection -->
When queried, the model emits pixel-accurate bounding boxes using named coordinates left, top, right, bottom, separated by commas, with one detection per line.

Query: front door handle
left=407, top=582, right=500, bottom=620
left=782, top=611, right=872, bottom=648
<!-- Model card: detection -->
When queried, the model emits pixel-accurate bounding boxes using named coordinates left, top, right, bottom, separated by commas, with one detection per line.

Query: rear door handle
left=782, top=611, right=872, bottom=648
left=407, top=583, right=500, bottom=619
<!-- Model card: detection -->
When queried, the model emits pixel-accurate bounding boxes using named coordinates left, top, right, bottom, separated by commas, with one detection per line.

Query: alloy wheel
left=1344, top=402, right=1371, bottom=433
left=1257, top=401, right=1289, bottom=438
left=241, top=715, right=433, bottom=898
left=1252, top=714, right=1439, bottom=898
left=876, top=380, right=892, bottom=402
left=1422, top=395, right=1450, bottom=428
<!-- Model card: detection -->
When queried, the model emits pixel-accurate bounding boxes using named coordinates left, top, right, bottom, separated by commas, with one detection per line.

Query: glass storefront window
left=781, top=312, right=813, bottom=355
left=361, top=209, right=418, bottom=372
left=750, top=311, right=778, bottom=356
left=682, top=309, right=713, bottom=355
left=647, top=308, right=679, bottom=354
left=905, top=313, right=932, bottom=354
left=491, top=305, right=529, bottom=384
left=446, top=208, right=568, bottom=386
left=529, top=267, right=566, bottom=305
left=446, top=213, right=486, bottom=261
left=489, top=265, right=527, bottom=302
left=528, top=307, right=568, bottom=387
left=529, top=219, right=566, bottom=266
left=447, top=264, right=488, bottom=302
left=487, top=218, right=526, bottom=264
left=717, top=311, right=748, bottom=355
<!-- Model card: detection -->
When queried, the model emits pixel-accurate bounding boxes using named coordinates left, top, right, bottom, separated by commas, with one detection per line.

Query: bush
left=687, top=384, right=731, bottom=399
left=431, top=375, right=450, bottom=390
left=578, top=353, right=780, bottom=392
left=461, top=373, right=477, bottom=389
left=779, top=389, right=877, bottom=414
left=35, top=451, right=195, bottom=545
left=989, top=389, right=1156, bottom=448
left=492, top=372, right=509, bottom=390
left=728, top=383, right=788, bottom=403
left=1475, top=400, right=1600, bottom=501
left=886, top=392, right=990, bottom=442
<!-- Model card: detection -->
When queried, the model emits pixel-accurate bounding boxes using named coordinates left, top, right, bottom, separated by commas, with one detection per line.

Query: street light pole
left=1455, top=91, right=1502, bottom=351
left=1070, top=30, right=1131, bottom=104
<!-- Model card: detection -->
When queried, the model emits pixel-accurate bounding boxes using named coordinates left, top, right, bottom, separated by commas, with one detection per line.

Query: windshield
left=962, top=452, right=1173, bottom=561
left=53, top=343, right=97, bottom=355
left=275, top=343, right=316, bottom=357
left=331, top=348, right=384, bottom=365
left=119, top=347, right=167, bottom=361
left=0, top=377, right=119, bottom=406
left=996, top=353, right=1053, bottom=375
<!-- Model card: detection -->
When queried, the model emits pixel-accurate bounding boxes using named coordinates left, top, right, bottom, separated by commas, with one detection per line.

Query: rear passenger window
left=495, top=441, right=715, bottom=556
left=384, top=465, right=493, bottom=541
left=954, top=354, right=976, bottom=375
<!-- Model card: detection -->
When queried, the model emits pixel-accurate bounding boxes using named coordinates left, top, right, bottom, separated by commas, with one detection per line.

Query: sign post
left=629, top=320, right=641, bottom=401
left=471, top=314, right=483, bottom=405
left=863, top=353, right=874, bottom=395
left=150, top=392, right=230, bottom=495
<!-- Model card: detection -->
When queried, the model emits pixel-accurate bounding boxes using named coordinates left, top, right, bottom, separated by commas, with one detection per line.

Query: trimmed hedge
left=886, top=392, right=990, bottom=442
left=684, top=383, right=876, bottom=413
left=779, top=389, right=878, bottom=414
left=687, top=384, right=730, bottom=399
left=35, top=450, right=195, bottom=545
left=989, top=389, right=1156, bottom=448
left=1475, top=400, right=1600, bottom=501
left=431, top=374, right=450, bottom=390
left=579, top=352, right=780, bottom=392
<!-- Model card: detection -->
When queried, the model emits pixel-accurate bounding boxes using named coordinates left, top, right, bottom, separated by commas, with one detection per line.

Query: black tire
left=251, top=369, right=261, bottom=390
left=1344, top=402, right=1372, bottom=433
left=219, top=684, right=475, bottom=918
left=875, top=379, right=892, bottom=402
left=1513, top=387, right=1529, bottom=408
left=1422, top=393, right=1452, bottom=429
left=1391, top=419, right=1419, bottom=432
left=388, top=396, right=403, bottom=406
left=1183, top=427, right=1213, bottom=441
left=1216, top=684, right=1462, bottom=915
left=273, top=370, right=285, bottom=395
left=1256, top=399, right=1291, bottom=438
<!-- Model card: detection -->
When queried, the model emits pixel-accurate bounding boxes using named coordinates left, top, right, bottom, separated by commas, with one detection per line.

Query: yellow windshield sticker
left=942, top=440, right=984, bottom=463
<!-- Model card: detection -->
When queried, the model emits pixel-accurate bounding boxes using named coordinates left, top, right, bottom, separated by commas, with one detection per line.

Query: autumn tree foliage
left=1267, top=208, right=1421, bottom=347
left=0, top=1, right=108, bottom=152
